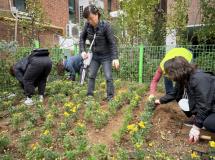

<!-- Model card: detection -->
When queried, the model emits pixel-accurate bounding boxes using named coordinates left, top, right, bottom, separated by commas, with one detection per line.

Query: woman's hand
left=81, top=52, right=88, bottom=60
left=155, top=99, right=161, bottom=105
left=112, top=59, right=120, bottom=70
left=189, top=125, right=200, bottom=144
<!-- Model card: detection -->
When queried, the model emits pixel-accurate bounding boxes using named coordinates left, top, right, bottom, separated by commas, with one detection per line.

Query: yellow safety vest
left=160, top=48, right=193, bottom=72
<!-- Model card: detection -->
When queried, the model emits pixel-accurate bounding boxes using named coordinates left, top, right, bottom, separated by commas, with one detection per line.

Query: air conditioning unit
left=66, top=22, right=79, bottom=39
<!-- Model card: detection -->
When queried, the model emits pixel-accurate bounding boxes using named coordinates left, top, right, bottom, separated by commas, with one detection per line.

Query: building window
left=108, top=0, right=112, bottom=12
left=13, top=0, right=26, bottom=12
left=69, top=0, right=76, bottom=23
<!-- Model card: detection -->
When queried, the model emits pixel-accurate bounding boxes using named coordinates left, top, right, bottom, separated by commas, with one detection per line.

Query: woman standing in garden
left=10, top=48, right=52, bottom=105
left=148, top=48, right=193, bottom=100
left=79, top=4, right=119, bottom=101
left=154, top=56, right=215, bottom=143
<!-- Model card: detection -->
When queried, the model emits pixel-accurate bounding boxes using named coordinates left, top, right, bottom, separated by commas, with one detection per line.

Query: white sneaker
left=24, top=97, right=34, bottom=106
left=39, top=95, right=44, bottom=102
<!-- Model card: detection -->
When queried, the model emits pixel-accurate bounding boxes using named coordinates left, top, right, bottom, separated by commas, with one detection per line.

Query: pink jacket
left=149, top=67, right=163, bottom=94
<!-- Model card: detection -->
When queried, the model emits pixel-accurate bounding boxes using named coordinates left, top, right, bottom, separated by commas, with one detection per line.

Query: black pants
left=184, top=111, right=215, bottom=133
left=87, top=58, right=114, bottom=99
left=203, top=113, right=215, bottom=132
left=23, top=56, right=52, bottom=97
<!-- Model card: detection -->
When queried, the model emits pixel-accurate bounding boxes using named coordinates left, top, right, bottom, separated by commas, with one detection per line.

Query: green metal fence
left=0, top=45, right=215, bottom=92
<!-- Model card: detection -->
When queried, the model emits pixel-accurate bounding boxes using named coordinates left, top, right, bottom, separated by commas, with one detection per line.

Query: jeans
left=87, top=58, right=114, bottom=99
left=203, top=113, right=215, bottom=132
left=164, top=76, right=174, bottom=94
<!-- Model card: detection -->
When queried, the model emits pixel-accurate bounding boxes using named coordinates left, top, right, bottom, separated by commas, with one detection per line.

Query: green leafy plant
left=18, top=131, right=33, bottom=153
left=40, top=130, right=53, bottom=147
left=89, top=144, right=110, bottom=160
left=0, top=133, right=10, bottom=152
left=11, top=112, right=24, bottom=129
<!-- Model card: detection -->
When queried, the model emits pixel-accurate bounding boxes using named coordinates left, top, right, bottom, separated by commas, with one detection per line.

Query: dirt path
left=86, top=108, right=125, bottom=147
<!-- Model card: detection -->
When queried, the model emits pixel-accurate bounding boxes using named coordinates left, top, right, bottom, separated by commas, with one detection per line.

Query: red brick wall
left=167, top=0, right=202, bottom=26
left=0, top=0, right=67, bottom=47
left=0, top=0, right=10, bottom=10
left=41, top=0, right=69, bottom=33
left=103, top=0, right=119, bottom=13
left=187, top=0, right=202, bottom=25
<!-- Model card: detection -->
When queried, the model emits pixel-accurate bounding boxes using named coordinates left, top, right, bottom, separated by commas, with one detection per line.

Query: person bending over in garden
left=10, top=49, right=52, bottom=106
left=148, top=48, right=193, bottom=100
left=154, top=56, right=215, bottom=144
left=57, top=55, right=83, bottom=81
left=79, top=4, right=119, bottom=101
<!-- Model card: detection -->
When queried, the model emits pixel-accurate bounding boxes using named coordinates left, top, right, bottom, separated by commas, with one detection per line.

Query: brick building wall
left=187, top=0, right=202, bottom=25
left=0, top=0, right=66, bottom=47
left=103, top=0, right=119, bottom=13
left=167, top=0, right=202, bottom=26
left=41, top=0, right=69, bottom=31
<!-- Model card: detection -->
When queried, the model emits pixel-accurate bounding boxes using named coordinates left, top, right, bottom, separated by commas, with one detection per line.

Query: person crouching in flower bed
left=10, top=49, right=52, bottom=105
left=154, top=56, right=215, bottom=143
left=56, top=55, right=83, bottom=81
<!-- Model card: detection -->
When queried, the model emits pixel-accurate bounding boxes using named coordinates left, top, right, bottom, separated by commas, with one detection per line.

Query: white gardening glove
left=112, top=59, right=120, bottom=70
left=81, top=51, right=88, bottom=60
left=148, top=94, right=155, bottom=101
left=189, top=125, right=200, bottom=143
left=155, top=99, right=161, bottom=105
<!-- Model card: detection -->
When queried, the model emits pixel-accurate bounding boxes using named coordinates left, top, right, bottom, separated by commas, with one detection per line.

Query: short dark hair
left=164, top=56, right=196, bottom=85
left=9, top=65, right=15, bottom=77
left=83, top=4, right=101, bottom=19
left=56, top=61, right=65, bottom=76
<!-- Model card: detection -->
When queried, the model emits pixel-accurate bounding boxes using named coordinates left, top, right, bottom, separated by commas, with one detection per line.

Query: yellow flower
left=64, top=102, right=74, bottom=108
left=209, top=141, right=215, bottom=148
left=31, top=142, right=39, bottom=150
left=191, top=151, right=199, bottom=159
left=47, top=113, right=53, bottom=119
left=127, top=124, right=138, bottom=134
left=43, top=130, right=49, bottom=135
left=138, top=121, right=145, bottom=128
left=127, top=124, right=135, bottom=130
left=64, top=111, right=70, bottom=117
left=148, top=142, right=153, bottom=147
left=135, top=143, right=142, bottom=149
left=77, top=122, right=85, bottom=128
left=71, top=107, right=77, bottom=113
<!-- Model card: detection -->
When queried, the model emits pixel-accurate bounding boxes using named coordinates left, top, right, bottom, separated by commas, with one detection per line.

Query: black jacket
left=79, top=20, right=118, bottom=60
left=160, top=70, right=215, bottom=128
left=13, top=49, right=50, bottom=83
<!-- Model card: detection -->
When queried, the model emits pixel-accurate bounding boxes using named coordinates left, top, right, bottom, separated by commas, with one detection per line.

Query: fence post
left=138, top=45, right=144, bottom=83
left=74, top=44, right=78, bottom=55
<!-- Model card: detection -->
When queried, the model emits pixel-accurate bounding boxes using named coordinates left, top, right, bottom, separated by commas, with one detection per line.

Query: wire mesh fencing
left=0, top=45, right=215, bottom=92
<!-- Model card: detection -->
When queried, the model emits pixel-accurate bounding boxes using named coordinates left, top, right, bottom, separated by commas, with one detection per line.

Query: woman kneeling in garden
left=155, top=56, right=215, bottom=143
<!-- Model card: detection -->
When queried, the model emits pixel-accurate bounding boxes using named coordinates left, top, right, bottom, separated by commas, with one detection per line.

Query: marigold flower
left=64, top=111, right=70, bottom=117
left=43, top=130, right=49, bottom=135
left=191, top=151, right=199, bottom=159
left=138, top=121, right=145, bottom=128
left=209, top=141, right=215, bottom=148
